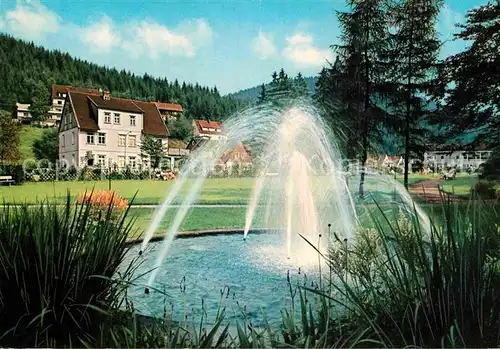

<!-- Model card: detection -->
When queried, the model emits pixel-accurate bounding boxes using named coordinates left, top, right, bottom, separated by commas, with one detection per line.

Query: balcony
left=167, top=148, right=190, bottom=156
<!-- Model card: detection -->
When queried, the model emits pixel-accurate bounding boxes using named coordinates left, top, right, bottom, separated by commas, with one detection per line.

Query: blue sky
left=0, top=0, right=483, bottom=95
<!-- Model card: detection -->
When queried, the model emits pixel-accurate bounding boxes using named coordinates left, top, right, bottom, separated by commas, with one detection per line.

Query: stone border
left=124, top=228, right=279, bottom=247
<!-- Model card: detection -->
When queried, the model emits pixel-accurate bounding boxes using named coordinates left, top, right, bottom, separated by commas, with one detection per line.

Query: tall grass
left=308, top=193, right=500, bottom=348
left=0, top=195, right=136, bottom=347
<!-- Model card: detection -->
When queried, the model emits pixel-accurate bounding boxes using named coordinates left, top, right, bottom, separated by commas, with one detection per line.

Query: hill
left=228, top=76, right=318, bottom=101
left=0, top=34, right=245, bottom=120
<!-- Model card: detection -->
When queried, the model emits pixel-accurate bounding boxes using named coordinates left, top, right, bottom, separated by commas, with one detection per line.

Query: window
left=129, top=156, right=136, bottom=168
left=57, top=100, right=62, bottom=105
left=128, top=135, right=136, bottom=147
left=114, top=113, right=121, bottom=124
left=23, top=112, right=28, bottom=116
left=71, top=131, right=75, bottom=145
left=130, top=115, right=136, bottom=126
left=98, top=155, right=106, bottom=167
left=86, top=132, right=94, bottom=144
left=118, top=156, right=125, bottom=168
left=118, top=134, right=126, bottom=147
left=98, top=132, right=106, bottom=145
left=104, top=112, right=111, bottom=124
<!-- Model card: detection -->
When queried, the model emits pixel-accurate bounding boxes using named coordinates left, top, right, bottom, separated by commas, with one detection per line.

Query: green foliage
left=140, top=135, right=166, bottom=168
left=0, top=196, right=136, bottom=347
left=479, top=152, right=500, bottom=181
left=0, top=164, right=25, bottom=184
left=0, top=111, right=20, bottom=163
left=432, top=1, right=500, bottom=149
left=168, top=115, right=194, bottom=141
left=32, top=127, right=59, bottom=163
left=28, top=84, right=50, bottom=123
left=0, top=34, right=244, bottom=120
left=388, top=0, right=443, bottom=188
left=473, top=180, right=497, bottom=199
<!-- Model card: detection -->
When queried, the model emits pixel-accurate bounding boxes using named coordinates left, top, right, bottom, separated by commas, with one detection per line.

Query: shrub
left=472, top=180, right=496, bottom=199
left=479, top=152, right=500, bottom=181
left=0, top=196, right=135, bottom=347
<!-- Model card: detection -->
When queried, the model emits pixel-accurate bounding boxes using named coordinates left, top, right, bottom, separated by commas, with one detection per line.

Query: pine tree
left=389, top=0, right=442, bottom=188
left=292, top=72, right=308, bottom=98
left=334, top=0, right=391, bottom=198
left=433, top=0, right=500, bottom=149
left=257, top=84, right=267, bottom=104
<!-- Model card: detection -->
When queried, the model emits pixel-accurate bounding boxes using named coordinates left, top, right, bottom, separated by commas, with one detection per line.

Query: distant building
left=154, top=102, right=183, bottom=123
left=216, top=142, right=252, bottom=167
left=58, top=89, right=172, bottom=169
left=13, top=103, right=32, bottom=123
left=424, top=150, right=492, bottom=171
left=192, top=119, right=226, bottom=140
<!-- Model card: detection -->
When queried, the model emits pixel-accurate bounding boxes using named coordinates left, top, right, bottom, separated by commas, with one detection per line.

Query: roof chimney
left=102, top=90, right=110, bottom=101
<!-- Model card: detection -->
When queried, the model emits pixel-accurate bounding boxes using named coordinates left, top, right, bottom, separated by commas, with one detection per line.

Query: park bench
left=0, top=175, right=14, bottom=186
left=442, top=168, right=456, bottom=181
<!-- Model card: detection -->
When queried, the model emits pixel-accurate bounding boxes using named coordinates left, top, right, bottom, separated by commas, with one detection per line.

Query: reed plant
left=0, top=193, right=136, bottom=347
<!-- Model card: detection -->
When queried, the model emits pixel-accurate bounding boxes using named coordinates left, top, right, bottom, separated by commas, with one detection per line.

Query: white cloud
left=2, top=0, right=60, bottom=40
left=252, top=31, right=277, bottom=59
left=282, top=32, right=333, bottom=67
left=80, top=15, right=121, bottom=54
left=79, top=17, right=213, bottom=58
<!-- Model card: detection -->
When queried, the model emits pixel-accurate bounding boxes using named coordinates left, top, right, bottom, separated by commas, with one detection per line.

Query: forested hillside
left=0, top=34, right=246, bottom=120
left=228, top=76, right=318, bottom=101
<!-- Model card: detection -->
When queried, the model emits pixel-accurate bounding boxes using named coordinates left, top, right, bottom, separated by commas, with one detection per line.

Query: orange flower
left=76, top=190, right=128, bottom=210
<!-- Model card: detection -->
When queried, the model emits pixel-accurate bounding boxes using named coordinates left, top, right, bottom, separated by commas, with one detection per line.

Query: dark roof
left=88, top=95, right=144, bottom=114
left=52, top=84, right=99, bottom=100
left=68, top=92, right=169, bottom=137
left=68, top=92, right=99, bottom=131
left=133, top=100, right=169, bottom=137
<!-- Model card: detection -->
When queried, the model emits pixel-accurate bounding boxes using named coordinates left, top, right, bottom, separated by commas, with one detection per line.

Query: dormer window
left=114, top=113, right=120, bottom=124
left=104, top=112, right=111, bottom=124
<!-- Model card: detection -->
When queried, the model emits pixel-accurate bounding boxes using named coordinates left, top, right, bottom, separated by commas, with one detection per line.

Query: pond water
left=123, top=232, right=324, bottom=327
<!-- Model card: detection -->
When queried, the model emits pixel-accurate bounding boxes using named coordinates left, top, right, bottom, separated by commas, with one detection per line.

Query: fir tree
left=389, top=0, right=443, bottom=188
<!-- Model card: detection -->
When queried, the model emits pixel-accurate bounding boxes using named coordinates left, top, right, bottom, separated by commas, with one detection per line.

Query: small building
left=424, top=150, right=492, bottom=171
left=13, top=103, right=32, bottom=123
left=154, top=102, right=183, bottom=122
left=192, top=119, right=226, bottom=140
left=216, top=142, right=252, bottom=168
left=51, top=85, right=100, bottom=126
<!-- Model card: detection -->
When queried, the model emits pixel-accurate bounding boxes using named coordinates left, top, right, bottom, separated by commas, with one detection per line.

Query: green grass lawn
left=19, top=126, right=45, bottom=161
left=0, top=174, right=432, bottom=205
left=439, top=174, right=500, bottom=197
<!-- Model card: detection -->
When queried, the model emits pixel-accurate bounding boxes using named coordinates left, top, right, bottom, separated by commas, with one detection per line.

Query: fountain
left=124, top=101, right=432, bottom=327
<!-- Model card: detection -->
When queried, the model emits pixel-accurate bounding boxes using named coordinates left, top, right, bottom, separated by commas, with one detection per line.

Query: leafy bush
left=479, top=152, right=500, bottom=181
left=473, top=180, right=497, bottom=199
left=0, top=196, right=136, bottom=347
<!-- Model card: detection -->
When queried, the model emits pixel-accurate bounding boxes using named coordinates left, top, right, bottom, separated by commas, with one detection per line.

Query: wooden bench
left=0, top=175, right=14, bottom=186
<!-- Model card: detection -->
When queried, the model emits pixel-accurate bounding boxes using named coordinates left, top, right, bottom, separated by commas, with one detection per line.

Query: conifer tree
left=389, top=0, right=442, bottom=188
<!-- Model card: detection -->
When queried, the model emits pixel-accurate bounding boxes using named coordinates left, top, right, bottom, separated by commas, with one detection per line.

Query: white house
left=13, top=103, right=32, bottom=122
left=424, top=150, right=492, bottom=170
left=192, top=119, right=226, bottom=140
left=58, top=90, right=170, bottom=169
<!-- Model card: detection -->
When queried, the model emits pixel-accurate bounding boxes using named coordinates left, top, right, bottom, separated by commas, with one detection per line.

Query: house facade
left=13, top=103, right=32, bottom=122
left=58, top=90, right=169, bottom=169
left=154, top=102, right=183, bottom=122
left=424, top=150, right=492, bottom=170
left=192, top=119, right=226, bottom=140
left=51, top=85, right=100, bottom=126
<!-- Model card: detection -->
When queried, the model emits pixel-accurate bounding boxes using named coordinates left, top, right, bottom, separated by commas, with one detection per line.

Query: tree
left=267, top=69, right=294, bottom=105
left=140, top=135, right=167, bottom=168
left=168, top=115, right=193, bottom=141
left=292, top=72, right=309, bottom=98
left=389, top=0, right=442, bottom=189
left=257, top=84, right=267, bottom=104
left=334, top=0, right=391, bottom=198
left=432, top=0, right=500, bottom=149
left=28, top=84, right=50, bottom=124
left=32, top=128, right=59, bottom=163
left=0, top=111, right=20, bottom=164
